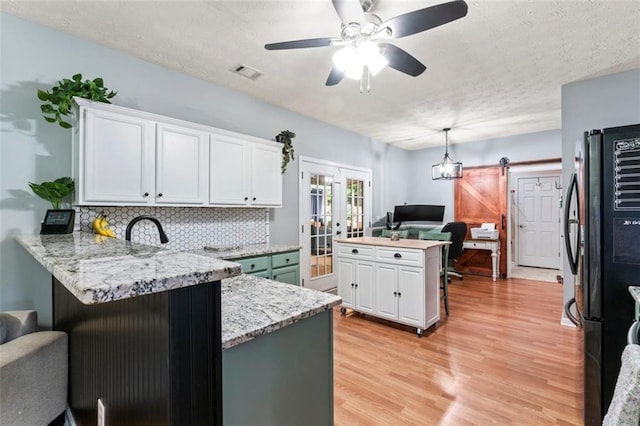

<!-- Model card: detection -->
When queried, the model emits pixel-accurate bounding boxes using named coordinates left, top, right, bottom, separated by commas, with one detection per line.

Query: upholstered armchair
left=0, top=310, right=68, bottom=425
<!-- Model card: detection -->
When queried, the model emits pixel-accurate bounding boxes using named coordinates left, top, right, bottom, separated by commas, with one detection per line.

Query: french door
left=299, top=157, right=371, bottom=291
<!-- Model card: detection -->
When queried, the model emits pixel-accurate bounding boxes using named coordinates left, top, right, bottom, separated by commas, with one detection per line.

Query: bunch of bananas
left=92, top=211, right=116, bottom=238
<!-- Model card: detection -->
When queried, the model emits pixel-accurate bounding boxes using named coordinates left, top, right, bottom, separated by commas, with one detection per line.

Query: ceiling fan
left=264, top=0, right=468, bottom=86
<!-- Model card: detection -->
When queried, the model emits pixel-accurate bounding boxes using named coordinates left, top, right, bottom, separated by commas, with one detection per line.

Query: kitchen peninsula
left=16, top=233, right=340, bottom=425
left=335, top=236, right=448, bottom=336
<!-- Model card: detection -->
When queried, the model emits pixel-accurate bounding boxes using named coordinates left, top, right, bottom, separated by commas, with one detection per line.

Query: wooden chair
left=418, top=231, right=452, bottom=315
left=380, top=229, right=409, bottom=238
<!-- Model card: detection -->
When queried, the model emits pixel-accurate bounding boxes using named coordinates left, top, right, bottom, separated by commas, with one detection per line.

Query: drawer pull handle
left=352, top=249, right=359, bottom=254
left=394, top=253, right=402, bottom=258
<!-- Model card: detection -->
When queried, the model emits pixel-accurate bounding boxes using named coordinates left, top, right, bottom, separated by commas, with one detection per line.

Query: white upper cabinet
left=251, top=143, right=282, bottom=207
left=156, top=123, right=209, bottom=205
left=79, top=108, right=155, bottom=205
left=209, top=135, right=250, bottom=206
left=210, top=134, right=282, bottom=207
left=73, top=98, right=282, bottom=208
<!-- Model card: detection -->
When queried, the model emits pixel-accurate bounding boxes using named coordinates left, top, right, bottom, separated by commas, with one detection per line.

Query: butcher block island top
left=16, top=232, right=241, bottom=304
left=334, top=236, right=449, bottom=249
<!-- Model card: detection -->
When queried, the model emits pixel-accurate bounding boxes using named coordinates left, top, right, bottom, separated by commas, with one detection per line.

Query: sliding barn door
left=454, top=166, right=507, bottom=277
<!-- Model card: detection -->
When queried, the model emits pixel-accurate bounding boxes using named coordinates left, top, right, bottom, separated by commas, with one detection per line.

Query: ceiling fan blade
left=383, top=0, right=468, bottom=39
left=265, top=38, right=336, bottom=50
left=331, top=0, right=366, bottom=26
left=380, top=43, right=426, bottom=77
left=326, top=67, right=345, bottom=86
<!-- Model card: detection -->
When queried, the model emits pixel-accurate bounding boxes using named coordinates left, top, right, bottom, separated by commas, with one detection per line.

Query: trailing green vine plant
left=276, top=130, right=296, bottom=173
left=37, top=73, right=117, bottom=128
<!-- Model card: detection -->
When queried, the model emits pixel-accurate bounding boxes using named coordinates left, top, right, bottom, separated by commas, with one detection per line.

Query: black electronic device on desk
left=40, top=209, right=75, bottom=234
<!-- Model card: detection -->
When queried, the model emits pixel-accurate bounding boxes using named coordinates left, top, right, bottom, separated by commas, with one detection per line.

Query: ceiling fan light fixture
left=333, top=46, right=363, bottom=80
left=432, top=128, right=463, bottom=180
left=359, top=41, right=388, bottom=75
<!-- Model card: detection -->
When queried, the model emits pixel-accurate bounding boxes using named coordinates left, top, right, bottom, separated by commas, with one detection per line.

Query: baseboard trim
left=560, top=316, right=577, bottom=328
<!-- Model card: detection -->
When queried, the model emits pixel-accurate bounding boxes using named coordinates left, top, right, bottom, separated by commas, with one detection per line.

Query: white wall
left=0, top=13, right=411, bottom=326
left=560, top=68, right=640, bottom=319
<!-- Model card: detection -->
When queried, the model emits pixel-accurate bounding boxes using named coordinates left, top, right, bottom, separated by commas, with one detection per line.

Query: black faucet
left=125, top=215, right=169, bottom=244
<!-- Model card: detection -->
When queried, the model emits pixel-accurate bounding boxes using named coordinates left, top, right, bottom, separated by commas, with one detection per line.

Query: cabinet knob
left=352, top=249, right=359, bottom=254
left=250, top=264, right=255, bottom=269
left=253, top=197, right=256, bottom=201
left=244, top=197, right=249, bottom=201
left=351, top=283, right=355, bottom=287
left=355, top=283, right=358, bottom=288
left=273, top=275, right=277, bottom=279
left=393, top=291, right=397, bottom=296
left=397, top=292, right=401, bottom=297
left=158, top=193, right=163, bottom=197
left=394, top=253, right=402, bottom=258
left=286, top=258, right=290, bottom=263
left=143, top=192, right=149, bottom=197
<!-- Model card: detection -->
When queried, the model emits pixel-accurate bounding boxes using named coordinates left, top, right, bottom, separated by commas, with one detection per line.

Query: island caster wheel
left=416, top=328, right=423, bottom=337
left=340, top=307, right=347, bottom=315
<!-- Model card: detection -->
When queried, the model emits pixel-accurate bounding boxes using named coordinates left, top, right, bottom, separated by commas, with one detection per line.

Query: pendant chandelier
left=432, top=128, right=463, bottom=180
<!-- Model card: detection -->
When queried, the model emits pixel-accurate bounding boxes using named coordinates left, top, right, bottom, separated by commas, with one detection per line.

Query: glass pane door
left=310, top=173, right=334, bottom=279
left=300, top=159, right=371, bottom=292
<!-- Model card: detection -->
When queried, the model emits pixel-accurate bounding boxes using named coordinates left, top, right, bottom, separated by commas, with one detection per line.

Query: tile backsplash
left=78, top=206, right=269, bottom=251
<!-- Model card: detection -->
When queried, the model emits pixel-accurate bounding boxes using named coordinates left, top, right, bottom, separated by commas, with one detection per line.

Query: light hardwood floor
left=333, top=274, right=583, bottom=425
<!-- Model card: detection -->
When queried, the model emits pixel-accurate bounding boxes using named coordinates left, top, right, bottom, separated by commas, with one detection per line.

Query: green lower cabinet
left=271, top=265, right=300, bottom=286
left=232, top=250, right=300, bottom=285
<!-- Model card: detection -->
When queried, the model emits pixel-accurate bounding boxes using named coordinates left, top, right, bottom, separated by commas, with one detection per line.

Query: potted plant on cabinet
left=29, top=177, right=76, bottom=234
left=37, top=73, right=117, bottom=128
left=276, top=130, right=296, bottom=173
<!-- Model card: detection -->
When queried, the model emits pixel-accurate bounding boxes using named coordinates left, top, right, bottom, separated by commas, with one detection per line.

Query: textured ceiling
left=2, top=0, right=640, bottom=149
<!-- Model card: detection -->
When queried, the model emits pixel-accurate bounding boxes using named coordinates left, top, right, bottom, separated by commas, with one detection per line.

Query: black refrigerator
left=564, top=123, right=640, bottom=425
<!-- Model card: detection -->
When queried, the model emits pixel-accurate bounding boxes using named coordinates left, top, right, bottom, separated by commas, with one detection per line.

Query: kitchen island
left=16, top=233, right=241, bottom=425
left=16, top=234, right=340, bottom=425
left=334, top=237, right=448, bottom=336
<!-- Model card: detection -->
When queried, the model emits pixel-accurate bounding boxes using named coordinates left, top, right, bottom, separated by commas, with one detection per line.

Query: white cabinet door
left=397, top=266, right=425, bottom=327
left=209, top=135, right=250, bottom=206
left=251, top=143, right=282, bottom=207
left=337, top=258, right=355, bottom=309
left=156, top=123, right=209, bottom=205
left=82, top=109, right=155, bottom=204
left=210, top=136, right=282, bottom=207
left=355, top=261, right=375, bottom=314
left=375, top=264, right=398, bottom=320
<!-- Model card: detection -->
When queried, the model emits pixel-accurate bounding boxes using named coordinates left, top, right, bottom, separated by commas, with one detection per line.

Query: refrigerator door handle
left=628, top=321, right=639, bottom=345
left=564, top=173, right=580, bottom=275
left=564, top=297, right=582, bottom=327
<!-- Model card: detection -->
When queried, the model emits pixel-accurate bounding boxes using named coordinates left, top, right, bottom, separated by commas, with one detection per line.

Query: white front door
left=299, top=158, right=371, bottom=291
left=517, top=176, right=561, bottom=268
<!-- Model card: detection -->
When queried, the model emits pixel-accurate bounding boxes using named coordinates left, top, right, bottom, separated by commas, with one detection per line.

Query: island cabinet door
left=355, top=261, right=375, bottom=314
left=375, top=264, right=398, bottom=320
left=397, top=266, right=425, bottom=327
left=337, top=258, right=356, bottom=309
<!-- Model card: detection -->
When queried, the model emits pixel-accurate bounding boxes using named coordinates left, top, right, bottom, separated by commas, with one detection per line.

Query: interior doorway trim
left=506, top=162, right=562, bottom=278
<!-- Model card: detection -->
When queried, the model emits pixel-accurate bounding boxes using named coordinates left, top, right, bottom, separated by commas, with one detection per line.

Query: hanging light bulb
left=358, top=41, right=388, bottom=76
left=432, top=128, right=463, bottom=180
left=333, top=46, right=363, bottom=80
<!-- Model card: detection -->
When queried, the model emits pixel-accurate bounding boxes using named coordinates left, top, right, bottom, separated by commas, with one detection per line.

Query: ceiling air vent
left=230, top=64, right=263, bottom=80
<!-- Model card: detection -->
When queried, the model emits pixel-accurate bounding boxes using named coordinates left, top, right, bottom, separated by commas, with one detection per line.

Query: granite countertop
left=221, top=274, right=341, bottom=349
left=334, top=236, right=448, bottom=250
left=16, top=233, right=241, bottom=305
left=198, top=242, right=301, bottom=260
left=630, top=286, right=640, bottom=304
